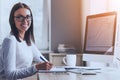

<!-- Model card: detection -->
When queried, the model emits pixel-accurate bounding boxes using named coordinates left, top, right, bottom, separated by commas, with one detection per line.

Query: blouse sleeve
left=2, top=36, right=37, bottom=80
left=31, top=42, right=48, bottom=63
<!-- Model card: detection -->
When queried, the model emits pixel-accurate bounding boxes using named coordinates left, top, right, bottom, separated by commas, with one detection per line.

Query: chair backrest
left=82, top=54, right=114, bottom=67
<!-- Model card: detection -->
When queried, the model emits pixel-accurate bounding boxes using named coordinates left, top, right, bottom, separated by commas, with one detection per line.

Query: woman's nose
left=22, top=19, right=28, bottom=24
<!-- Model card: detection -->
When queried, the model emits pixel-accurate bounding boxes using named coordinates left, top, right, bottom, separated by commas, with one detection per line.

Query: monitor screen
left=84, top=11, right=117, bottom=55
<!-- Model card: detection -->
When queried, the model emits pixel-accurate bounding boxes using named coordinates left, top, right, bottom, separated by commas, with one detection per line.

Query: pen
left=40, top=56, right=48, bottom=62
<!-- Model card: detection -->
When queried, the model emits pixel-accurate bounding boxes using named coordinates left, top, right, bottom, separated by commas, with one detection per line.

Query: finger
left=46, top=63, right=53, bottom=70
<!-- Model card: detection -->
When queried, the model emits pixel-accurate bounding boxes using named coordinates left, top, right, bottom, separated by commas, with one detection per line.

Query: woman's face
left=14, top=8, right=32, bottom=33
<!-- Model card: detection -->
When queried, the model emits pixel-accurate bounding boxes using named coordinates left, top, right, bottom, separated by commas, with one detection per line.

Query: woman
left=0, top=2, right=53, bottom=80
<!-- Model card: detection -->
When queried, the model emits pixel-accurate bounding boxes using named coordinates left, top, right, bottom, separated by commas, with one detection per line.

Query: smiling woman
left=0, top=0, right=51, bottom=51
left=0, top=2, right=53, bottom=80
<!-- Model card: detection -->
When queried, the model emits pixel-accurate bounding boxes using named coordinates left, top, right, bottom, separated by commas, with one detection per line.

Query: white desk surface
left=37, top=67, right=120, bottom=80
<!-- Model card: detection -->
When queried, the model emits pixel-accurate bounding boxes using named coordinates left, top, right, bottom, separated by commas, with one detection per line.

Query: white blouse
left=0, top=35, right=47, bottom=80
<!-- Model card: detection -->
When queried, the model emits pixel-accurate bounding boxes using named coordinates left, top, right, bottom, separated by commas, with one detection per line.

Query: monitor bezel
left=83, top=11, right=117, bottom=55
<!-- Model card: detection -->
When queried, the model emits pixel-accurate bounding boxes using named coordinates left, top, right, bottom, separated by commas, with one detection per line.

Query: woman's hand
left=35, top=62, right=53, bottom=70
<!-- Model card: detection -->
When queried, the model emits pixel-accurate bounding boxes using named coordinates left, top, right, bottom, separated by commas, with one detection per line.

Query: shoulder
left=2, top=35, right=17, bottom=45
left=31, top=42, right=38, bottom=49
left=4, top=35, right=16, bottom=41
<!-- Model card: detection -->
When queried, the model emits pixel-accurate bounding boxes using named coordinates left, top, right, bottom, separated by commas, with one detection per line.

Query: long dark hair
left=9, top=2, right=35, bottom=46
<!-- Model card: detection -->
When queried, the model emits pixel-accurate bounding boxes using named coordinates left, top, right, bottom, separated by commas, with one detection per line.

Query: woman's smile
left=14, top=8, right=31, bottom=33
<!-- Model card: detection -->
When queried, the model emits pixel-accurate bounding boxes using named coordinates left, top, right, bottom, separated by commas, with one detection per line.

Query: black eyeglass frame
left=14, top=15, right=32, bottom=22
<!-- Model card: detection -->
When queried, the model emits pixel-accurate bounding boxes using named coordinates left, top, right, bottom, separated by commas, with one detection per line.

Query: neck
left=19, top=32, right=25, bottom=40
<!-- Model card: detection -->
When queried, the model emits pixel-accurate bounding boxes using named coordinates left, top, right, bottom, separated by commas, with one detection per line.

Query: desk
left=37, top=68, right=120, bottom=80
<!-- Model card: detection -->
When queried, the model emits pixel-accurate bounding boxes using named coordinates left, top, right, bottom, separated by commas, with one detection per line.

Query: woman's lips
left=21, top=25, right=28, bottom=30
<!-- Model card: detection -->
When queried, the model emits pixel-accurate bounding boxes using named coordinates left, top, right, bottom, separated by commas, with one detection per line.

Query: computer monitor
left=84, top=11, right=117, bottom=55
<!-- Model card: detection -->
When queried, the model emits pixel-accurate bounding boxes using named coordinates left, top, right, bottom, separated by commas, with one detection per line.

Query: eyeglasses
left=14, top=15, right=32, bottom=22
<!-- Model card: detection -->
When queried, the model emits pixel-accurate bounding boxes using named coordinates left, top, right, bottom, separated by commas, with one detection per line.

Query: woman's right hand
left=35, top=62, right=53, bottom=70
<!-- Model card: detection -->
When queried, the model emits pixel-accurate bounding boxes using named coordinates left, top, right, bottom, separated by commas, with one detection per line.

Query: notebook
left=39, top=67, right=67, bottom=73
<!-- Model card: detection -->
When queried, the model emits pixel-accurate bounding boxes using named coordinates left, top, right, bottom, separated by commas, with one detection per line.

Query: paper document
left=80, top=67, right=101, bottom=70
left=39, top=67, right=66, bottom=73
left=68, top=69, right=97, bottom=75
left=67, top=67, right=101, bottom=75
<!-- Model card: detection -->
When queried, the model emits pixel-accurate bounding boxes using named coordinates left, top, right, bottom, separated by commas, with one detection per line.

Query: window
left=0, top=0, right=51, bottom=51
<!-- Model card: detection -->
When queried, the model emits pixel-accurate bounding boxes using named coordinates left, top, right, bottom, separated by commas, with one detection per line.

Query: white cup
left=63, top=54, right=76, bottom=66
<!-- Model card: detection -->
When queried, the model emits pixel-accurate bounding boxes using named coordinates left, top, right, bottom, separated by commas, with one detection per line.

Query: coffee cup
left=63, top=54, right=76, bottom=66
